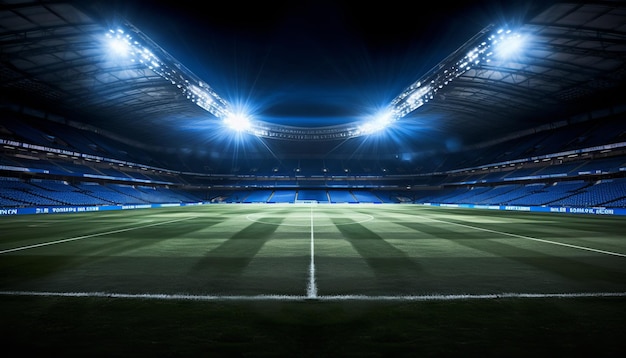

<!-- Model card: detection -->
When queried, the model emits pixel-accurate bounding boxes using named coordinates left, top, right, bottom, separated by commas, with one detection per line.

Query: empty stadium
left=1, top=1, right=626, bottom=356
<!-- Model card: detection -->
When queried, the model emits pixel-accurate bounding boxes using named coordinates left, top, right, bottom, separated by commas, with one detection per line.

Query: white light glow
left=224, top=113, right=252, bottom=132
left=389, top=26, right=526, bottom=122
left=494, top=33, right=525, bottom=59
left=106, top=28, right=231, bottom=120
left=106, top=30, right=131, bottom=57
left=358, top=111, right=396, bottom=135
left=487, top=29, right=526, bottom=62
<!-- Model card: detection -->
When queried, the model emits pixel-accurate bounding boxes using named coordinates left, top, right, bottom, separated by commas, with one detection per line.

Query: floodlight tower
left=389, top=24, right=524, bottom=120
left=106, top=26, right=232, bottom=120
left=106, top=21, right=523, bottom=141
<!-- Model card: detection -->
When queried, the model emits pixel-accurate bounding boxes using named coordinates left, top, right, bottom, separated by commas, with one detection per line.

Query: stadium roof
left=1, top=0, right=626, bottom=161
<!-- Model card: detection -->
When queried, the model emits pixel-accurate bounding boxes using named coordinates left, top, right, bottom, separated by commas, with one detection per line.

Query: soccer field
left=1, top=204, right=625, bottom=356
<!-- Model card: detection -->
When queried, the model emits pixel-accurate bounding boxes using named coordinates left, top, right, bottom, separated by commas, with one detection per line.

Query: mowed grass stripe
left=312, top=205, right=626, bottom=295
left=1, top=204, right=626, bottom=297
left=424, top=216, right=626, bottom=257
left=318, top=214, right=546, bottom=295
left=1, top=205, right=625, bottom=357
left=380, top=205, right=626, bottom=256
left=1, top=207, right=312, bottom=296
left=184, top=207, right=310, bottom=295
left=190, top=215, right=286, bottom=274
left=0, top=206, right=223, bottom=249
left=0, top=215, right=200, bottom=254
left=135, top=206, right=306, bottom=295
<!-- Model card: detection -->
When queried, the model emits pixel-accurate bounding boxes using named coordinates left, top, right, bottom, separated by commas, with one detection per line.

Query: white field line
left=0, top=216, right=199, bottom=254
left=307, top=204, right=318, bottom=298
left=0, top=290, right=624, bottom=301
left=426, top=217, right=626, bottom=258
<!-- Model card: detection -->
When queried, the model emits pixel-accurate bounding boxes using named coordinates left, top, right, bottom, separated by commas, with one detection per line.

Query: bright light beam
left=105, top=28, right=231, bottom=120
left=223, top=112, right=252, bottom=132
left=358, top=110, right=396, bottom=135
left=390, top=26, right=525, bottom=120
left=492, top=31, right=526, bottom=60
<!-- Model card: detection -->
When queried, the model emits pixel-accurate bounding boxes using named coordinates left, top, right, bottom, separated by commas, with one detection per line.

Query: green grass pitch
left=1, top=204, right=625, bottom=356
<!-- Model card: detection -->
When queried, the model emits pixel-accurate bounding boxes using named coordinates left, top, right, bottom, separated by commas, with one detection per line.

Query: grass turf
left=1, top=204, right=625, bottom=356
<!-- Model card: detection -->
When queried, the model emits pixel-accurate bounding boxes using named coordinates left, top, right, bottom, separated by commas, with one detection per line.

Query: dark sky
left=94, top=0, right=554, bottom=127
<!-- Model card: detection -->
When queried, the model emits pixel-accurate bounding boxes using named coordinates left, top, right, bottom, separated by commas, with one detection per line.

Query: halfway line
left=307, top=204, right=318, bottom=298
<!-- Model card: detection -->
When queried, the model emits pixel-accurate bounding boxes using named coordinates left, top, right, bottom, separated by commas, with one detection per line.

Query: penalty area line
left=425, top=217, right=626, bottom=258
left=1, top=291, right=625, bottom=302
left=0, top=216, right=200, bottom=254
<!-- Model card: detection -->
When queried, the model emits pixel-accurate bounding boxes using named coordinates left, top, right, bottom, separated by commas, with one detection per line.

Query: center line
left=307, top=204, right=318, bottom=298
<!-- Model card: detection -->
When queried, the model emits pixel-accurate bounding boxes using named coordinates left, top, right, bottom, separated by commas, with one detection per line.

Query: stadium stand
left=3, top=110, right=626, bottom=209
left=1, top=1, right=625, bottom=212
left=296, top=189, right=330, bottom=203
left=328, top=190, right=358, bottom=204
left=268, top=190, right=297, bottom=203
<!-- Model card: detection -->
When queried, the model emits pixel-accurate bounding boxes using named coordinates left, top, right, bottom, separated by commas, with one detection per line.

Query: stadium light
left=223, top=112, right=252, bottom=132
left=389, top=26, right=524, bottom=120
left=105, top=28, right=231, bottom=120
left=106, top=30, right=132, bottom=57
left=491, top=29, right=526, bottom=60
left=357, top=110, right=397, bottom=135
left=104, top=22, right=525, bottom=141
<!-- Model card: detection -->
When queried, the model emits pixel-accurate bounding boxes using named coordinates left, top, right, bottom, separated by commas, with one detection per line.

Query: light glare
left=224, top=113, right=252, bottom=132
left=106, top=32, right=131, bottom=57
left=494, top=33, right=525, bottom=59
left=358, top=111, right=396, bottom=135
